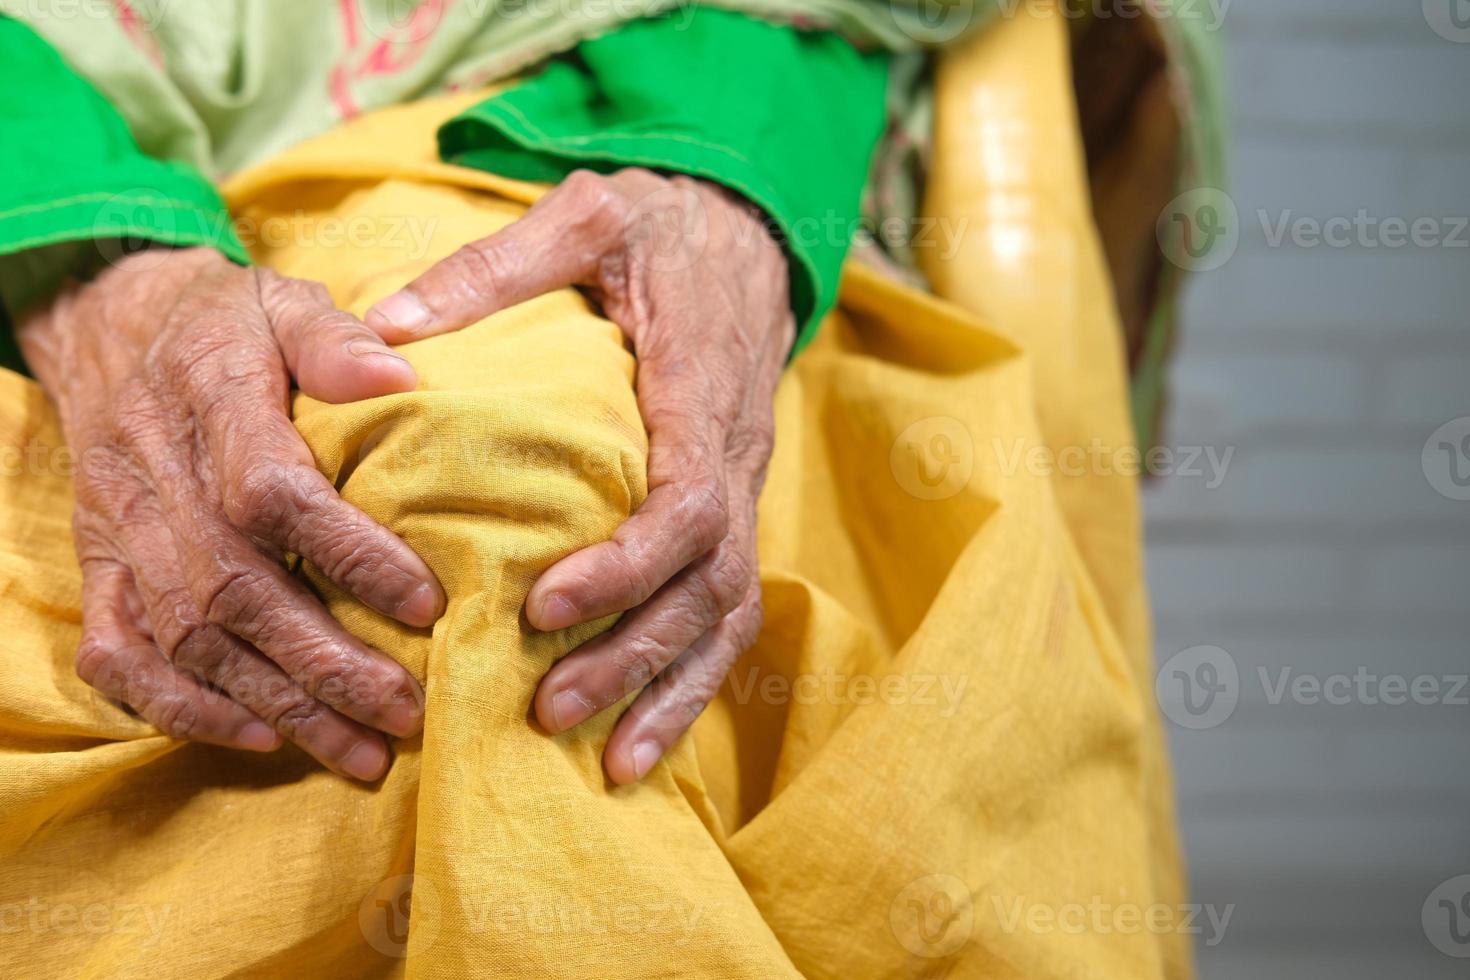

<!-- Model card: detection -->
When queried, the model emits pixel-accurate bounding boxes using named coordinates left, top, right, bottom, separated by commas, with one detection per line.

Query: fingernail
left=381, top=697, right=423, bottom=738
left=237, top=721, right=279, bottom=751
left=367, top=291, right=431, bottom=333
left=345, top=338, right=411, bottom=364
left=394, top=582, right=443, bottom=628
left=629, top=741, right=661, bottom=780
left=550, top=689, right=597, bottom=732
left=341, top=740, right=389, bottom=781
left=533, top=592, right=579, bottom=631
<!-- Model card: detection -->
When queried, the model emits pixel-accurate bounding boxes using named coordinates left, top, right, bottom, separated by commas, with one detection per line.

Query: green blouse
left=0, top=10, right=888, bottom=354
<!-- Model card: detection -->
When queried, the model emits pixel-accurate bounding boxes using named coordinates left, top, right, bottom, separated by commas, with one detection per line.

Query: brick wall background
left=1143, top=2, right=1470, bottom=976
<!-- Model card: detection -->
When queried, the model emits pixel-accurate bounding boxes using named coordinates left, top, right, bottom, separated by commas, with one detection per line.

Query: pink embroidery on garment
left=111, top=0, right=165, bottom=69
left=329, top=0, right=452, bottom=120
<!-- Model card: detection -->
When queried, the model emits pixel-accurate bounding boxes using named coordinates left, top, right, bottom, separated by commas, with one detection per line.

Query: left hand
left=366, top=169, right=793, bottom=784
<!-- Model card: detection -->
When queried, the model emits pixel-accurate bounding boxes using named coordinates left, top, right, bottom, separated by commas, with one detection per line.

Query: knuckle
left=314, top=533, right=384, bottom=591
left=296, top=277, right=333, bottom=307
left=148, top=693, right=204, bottom=742
left=74, top=634, right=123, bottom=688
left=740, top=594, right=766, bottom=643
left=613, top=633, right=680, bottom=692
left=292, top=647, right=360, bottom=708
left=199, top=563, right=271, bottom=630
left=285, top=305, right=351, bottom=344
left=679, top=480, right=729, bottom=552
left=199, top=643, right=260, bottom=700
left=264, top=695, right=326, bottom=740
left=157, top=604, right=210, bottom=666
left=642, top=663, right=715, bottom=732
left=603, top=545, right=659, bottom=609
left=705, top=550, right=753, bottom=617
left=442, top=242, right=508, bottom=305
left=565, top=170, right=632, bottom=228
left=253, top=266, right=284, bottom=292
left=223, top=460, right=310, bottom=536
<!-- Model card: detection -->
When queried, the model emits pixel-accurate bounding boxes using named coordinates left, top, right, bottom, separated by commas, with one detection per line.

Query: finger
left=603, top=591, right=763, bottom=785
left=218, top=447, right=445, bottom=628
left=121, top=427, right=427, bottom=738
left=526, top=358, right=734, bottom=631
left=364, top=170, right=627, bottom=342
left=77, top=558, right=282, bottom=752
left=533, top=540, right=751, bottom=733
left=168, top=348, right=445, bottom=627
left=177, top=527, right=426, bottom=740
left=259, top=271, right=418, bottom=403
left=110, top=518, right=397, bottom=781
left=167, top=618, right=394, bottom=781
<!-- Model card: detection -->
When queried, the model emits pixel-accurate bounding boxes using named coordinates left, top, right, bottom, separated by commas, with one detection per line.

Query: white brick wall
left=1142, top=3, right=1470, bottom=977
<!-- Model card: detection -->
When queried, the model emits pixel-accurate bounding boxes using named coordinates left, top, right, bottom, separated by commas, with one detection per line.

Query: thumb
left=258, top=271, right=418, bottom=403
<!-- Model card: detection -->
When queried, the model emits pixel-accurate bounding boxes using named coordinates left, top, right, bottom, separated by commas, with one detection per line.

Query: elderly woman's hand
left=17, top=248, right=446, bottom=780
left=367, top=169, right=792, bottom=784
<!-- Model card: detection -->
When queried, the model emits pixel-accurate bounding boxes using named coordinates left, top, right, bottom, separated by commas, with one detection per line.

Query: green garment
left=0, top=9, right=884, bottom=352
left=0, top=10, right=882, bottom=357
left=439, top=10, right=887, bottom=352
left=0, top=17, right=248, bottom=316
left=0, top=1, right=981, bottom=179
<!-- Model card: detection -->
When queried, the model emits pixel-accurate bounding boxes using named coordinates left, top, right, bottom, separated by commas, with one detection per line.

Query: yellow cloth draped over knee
left=0, top=6, right=1189, bottom=978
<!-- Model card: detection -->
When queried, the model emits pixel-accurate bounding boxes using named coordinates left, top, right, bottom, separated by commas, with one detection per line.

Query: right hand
left=16, top=247, right=445, bottom=781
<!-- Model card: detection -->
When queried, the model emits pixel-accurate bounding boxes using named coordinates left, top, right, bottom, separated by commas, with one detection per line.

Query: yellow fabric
left=0, top=4, right=1189, bottom=977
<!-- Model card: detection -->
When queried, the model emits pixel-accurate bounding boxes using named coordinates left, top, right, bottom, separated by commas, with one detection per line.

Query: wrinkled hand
left=367, top=169, right=793, bottom=784
left=18, top=248, right=446, bottom=780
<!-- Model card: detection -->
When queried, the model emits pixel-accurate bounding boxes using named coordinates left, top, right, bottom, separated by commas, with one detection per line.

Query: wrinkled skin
left=18, top=249, right=445, bottom=780
left=22, top=168, right=790, bottom=786
left=367, top=169, right=792, bottom=784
